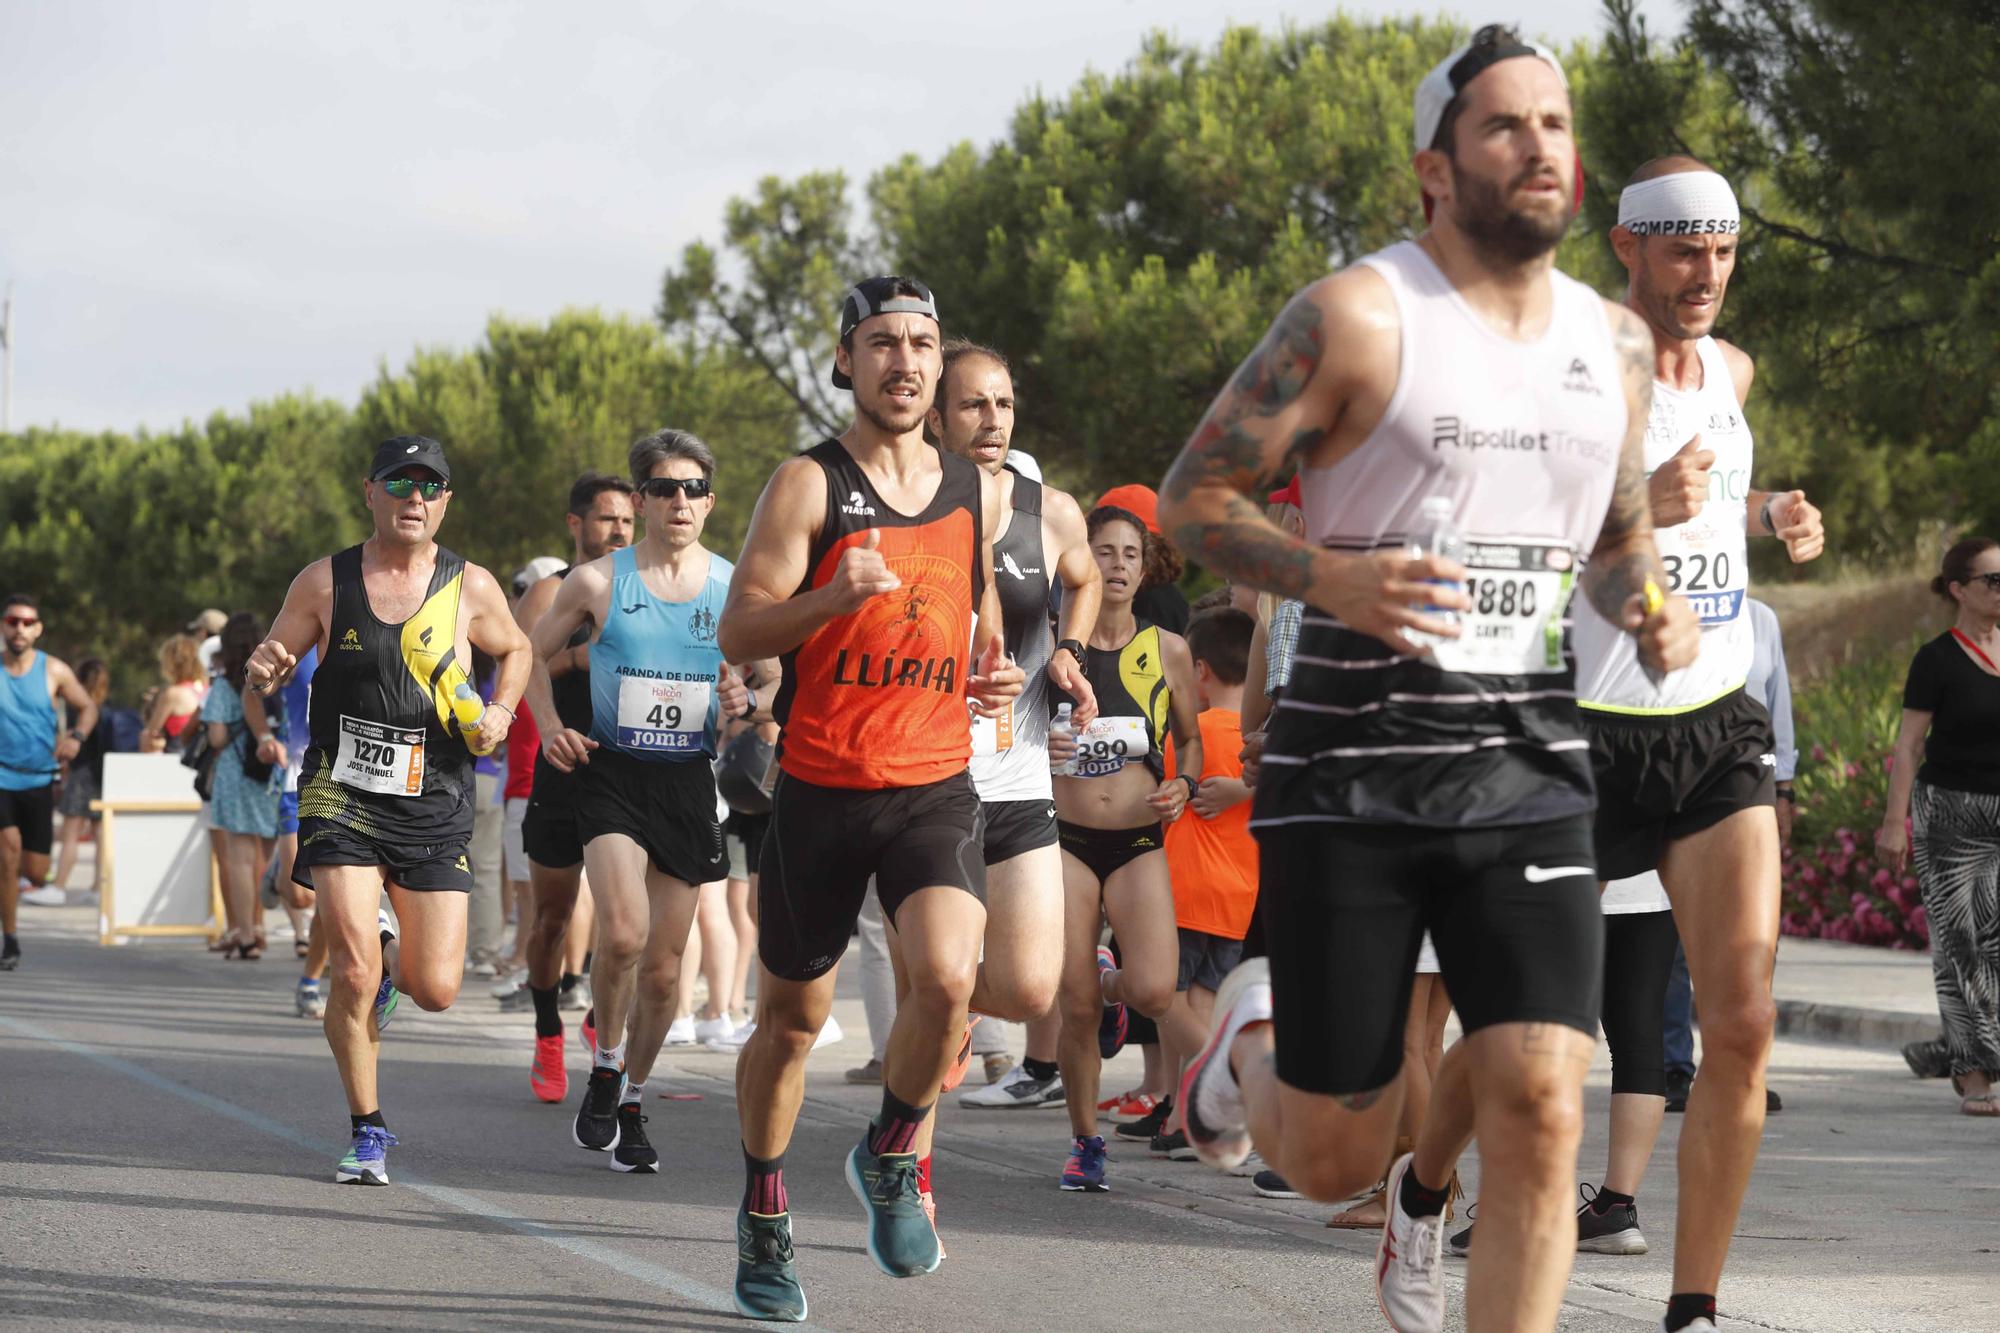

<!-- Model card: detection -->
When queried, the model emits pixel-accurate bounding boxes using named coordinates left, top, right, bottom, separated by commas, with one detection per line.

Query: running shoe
left=558, top=978, right=591, bottom=1012
left=1671, top=1320, right=1718, bottom=1332
left=1095, top=946, right=1128, bottom=1058
left=844, top=1135, right=942, bottom=1276
left=295, top=981, right=326, bottom=1020
left=19, top=884, right=66, bottom=907
left=334, top=1124, right=398, bottom=1186
left=960, top=1062, right=1064, bottom=1110
left=497, top=987, right=536, bottom=1013
left=0, top=935, right=18, bottom=971
left=707, top=1019, right=755, bottom=1052
left=1575, top=1184, right=1647, bottom=1255
left=666, top=1014, right=698, bottom=1046
left=940, top=1020, right=975, bottom=1093
left=1060, top=1134, right=1109, bottom=1193
left=1376, top=1153, right=1445, bottom=1333
left=1179, top=957, right=1269, bottom=1169
left=611, top=1103, right=657, bottom=1173
left=489, top=966, right=529, bottom=999
left=1114, top=1097, right=1172, bottom=1140
left=1253, top=1169, right=1302, bottom=1199
left=845, top=1058, right=884, bottom=1085
left=372, top=973, right=400, bottom=1033
left=1664, top=1068, right=1692, bottom=1113
left=1098, top=1090, right=1160, bottom=1117
left=1447, top=1203, right=1476, bottom=1256
left=530, top=1032, right=568, bottom=1104
left=1229, top=1150, right=1267, bottom=1179
left=734, top=1206, right=807, bottom=1322
left=693, top=1013, right=734, bottom=1045
left=581, top=1009, right=596, bottom=1056
left=573, top=1066, right=623, bottom=1151
left=1150, top=1129, right=1198, bottom=1161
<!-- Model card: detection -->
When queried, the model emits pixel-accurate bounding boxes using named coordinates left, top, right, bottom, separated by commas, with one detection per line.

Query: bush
left=1782, top=633, right=1930, bottom=949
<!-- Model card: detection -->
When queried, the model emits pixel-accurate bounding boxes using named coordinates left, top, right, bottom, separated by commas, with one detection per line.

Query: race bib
left=970, top=701, right=1015, bottom=758
left=332, top=715, right=425, bottom=797
left=1073, top=715, right=1149, bottom=778
left=1659, top=544, right=1746, bottom=626
left=1429, top=540, right=1577, bottom=676
left=616, top=676, right=711, bottom=754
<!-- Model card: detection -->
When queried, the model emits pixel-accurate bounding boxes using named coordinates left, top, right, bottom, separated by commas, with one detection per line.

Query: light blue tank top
left=0, top=652, right=58, bottom=790
left=588, top=546, right=733, bottom=760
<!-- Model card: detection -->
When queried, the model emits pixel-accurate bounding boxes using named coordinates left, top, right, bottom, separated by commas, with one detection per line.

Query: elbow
left=717, top=618, right=750, bottom=664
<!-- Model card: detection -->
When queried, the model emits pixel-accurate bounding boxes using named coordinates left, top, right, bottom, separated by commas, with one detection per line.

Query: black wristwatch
left=68, top=729, right=86, bottom=743
left=737, top=687, right=758, bottom=722
left=1774, top=783, right=1795, bottom=801
left=1178, top=774, right=1199, bottom=799
left=1056, top=638, right=1086, bottom=665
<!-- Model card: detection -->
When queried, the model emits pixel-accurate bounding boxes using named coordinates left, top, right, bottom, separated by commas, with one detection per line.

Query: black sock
left=530, top=984, right=561, bottom=1038
left=351, top=1109, right=387, bottom=1131
left=581, top=949, right=593, bottom=973
left=1665, top=1293, right=1717, bottom=1331
left=1398, top=1165, right=1451, bottom=1218
left=559, top=971, right=578, bottom=994
left=744, top=1145, right=787, bottom=1215
left=1022, top=1057, right=1058, bottom=1082
left=1592, top=1186, right=1636, bottom=1213
left=867, top=1087, right=932, bottom=1156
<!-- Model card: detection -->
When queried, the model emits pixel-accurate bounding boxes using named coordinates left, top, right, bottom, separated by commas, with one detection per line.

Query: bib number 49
left=645, top=703, right=682, bottom=729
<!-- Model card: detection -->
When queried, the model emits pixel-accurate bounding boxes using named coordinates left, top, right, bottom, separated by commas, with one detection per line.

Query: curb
left=1773, top=997, right=1937, bottom=1049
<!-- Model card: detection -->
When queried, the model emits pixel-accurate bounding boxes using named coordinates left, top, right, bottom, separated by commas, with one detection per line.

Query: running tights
left=1600, top=910, right=1680, bottom=1096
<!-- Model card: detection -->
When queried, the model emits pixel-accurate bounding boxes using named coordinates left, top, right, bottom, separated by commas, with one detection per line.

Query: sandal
left=1325, top=1185, right=1388, bottom=1229
left=1960, top=1092, right=1999, bottom=1116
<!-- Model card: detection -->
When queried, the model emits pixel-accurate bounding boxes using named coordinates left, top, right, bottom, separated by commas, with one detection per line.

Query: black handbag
left=715, top=728, right=777, bottom=815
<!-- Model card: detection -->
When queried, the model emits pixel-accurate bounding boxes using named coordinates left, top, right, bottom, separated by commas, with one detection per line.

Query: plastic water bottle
left=451, top=681, right=501, bottom=756
left=1050, top=702, right=1077, bottom=776
left=1402, top=495, right=1464, bottom=650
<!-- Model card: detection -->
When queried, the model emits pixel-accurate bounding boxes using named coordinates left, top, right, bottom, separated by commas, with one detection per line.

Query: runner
left=245, top=434, right=531, bottom=1186
left=522, top=428, right=759, bottom=1173
left=1, top=593, right=101, bottom=970
left=1155, top=27, right=1696, bottom=1332
left=911, top=339, right=1102, bottom=1218
left=1051, top=503, right=1201, bottom=1192
left=717, top=275, right=1023, bottom=1321
left=513, top=473, right=636, bottom=1101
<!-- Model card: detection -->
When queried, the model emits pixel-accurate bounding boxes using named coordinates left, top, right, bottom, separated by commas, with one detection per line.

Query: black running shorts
left=724, top=810, right=770, bottom=881
left=0, top=784, right=55, bottom=856
left=520, top=755, right=584, bottom=871
left=577, top=749, right=727, bottom=886
left=981, top=797, right=1058, bottom=867
left=1177, top=926, right=1244, bottom=994
left=758, top=769, right=985, bottom=981
left=1585, top=687, right=1776, bottom=882
left=293, top=815, right=474, bottom=893
left=1057, top=821, right=1165, bottom=884
left=1257, top=815, right=1602, bottom=1096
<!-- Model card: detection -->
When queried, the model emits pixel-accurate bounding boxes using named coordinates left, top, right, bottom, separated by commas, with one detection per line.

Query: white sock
left=620, top=1080, right=645, bottom=1105
left=1205, top=979, right=1275, bottom=1104
left=595, top=1040, right=625, bottom=1070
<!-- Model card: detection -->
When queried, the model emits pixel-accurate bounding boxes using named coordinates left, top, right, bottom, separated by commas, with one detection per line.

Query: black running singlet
left=300, top=544, right=476, bottom=841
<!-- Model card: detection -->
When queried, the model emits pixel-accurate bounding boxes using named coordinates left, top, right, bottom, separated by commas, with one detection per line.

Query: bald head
left=1624, top=154, right=1716, bottom=188
left=1613, top=155, right=1740, bottom=342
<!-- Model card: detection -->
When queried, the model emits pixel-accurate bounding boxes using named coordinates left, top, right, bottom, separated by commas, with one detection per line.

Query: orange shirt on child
left=1165, top=707, right=1259, bottom=940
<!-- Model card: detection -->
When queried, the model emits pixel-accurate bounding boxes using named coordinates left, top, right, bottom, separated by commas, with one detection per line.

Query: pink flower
left=1884, top=754, right=1895, bottom=772
left=1845, top=761, right=1862, bottom=779
left=1812, top=743, right=1828, bottom=762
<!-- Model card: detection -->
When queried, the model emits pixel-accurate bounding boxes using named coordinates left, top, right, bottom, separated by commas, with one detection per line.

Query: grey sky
left=1, top=1, right=1672, bottom=434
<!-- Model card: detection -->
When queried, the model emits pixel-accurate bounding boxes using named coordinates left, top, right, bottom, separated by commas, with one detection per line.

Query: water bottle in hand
left=1050, top=702, right=1077, bottom=776
left=1402, top=495, right=1464, bottom=650
left=451, top=681, right=501, bottom=756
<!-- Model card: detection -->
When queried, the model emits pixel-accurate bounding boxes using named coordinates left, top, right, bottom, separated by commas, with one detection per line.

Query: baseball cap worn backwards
left=369, top=434, right=452, bottom=484
left=831, top=277, right=940, bottom=390
left=1411, top=26, right=1568, bottom=155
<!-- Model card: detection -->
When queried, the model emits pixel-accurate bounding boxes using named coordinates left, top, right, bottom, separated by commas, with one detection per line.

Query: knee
left=995, top=970, right=1060, bottom=1023
left=1699, top=991, right=1776, bottom=1069
left=593, top=920, right=646, bottom=970
left=637, top=958, right=681, bottom=1007
left=1121, top=975, right=1175, bottom=1021
left=1481, top=1078, right=1583, bottom=1162
left=402, top=974, right=460, bottom=1012
left=330, top=955, right=375, bottom=996
left=903, top=956, right=977, bottom=1015
left=1058, top=969, right=1104, bottom=1027
left=753, top=1000, right=821, bottom=1061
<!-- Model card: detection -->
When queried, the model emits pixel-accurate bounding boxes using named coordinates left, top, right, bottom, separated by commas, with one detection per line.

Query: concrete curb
left=1773, top=997, right=1938, bottom=1049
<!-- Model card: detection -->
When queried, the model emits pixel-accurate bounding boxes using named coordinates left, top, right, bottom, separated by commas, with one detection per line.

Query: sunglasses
left=382, top=476, right=449, bottom=501
left=641, top=476, right=712, bottom=500
left=3, top=616, right=38, bottom=629
left=1969, top=573, right=2000, bottom=591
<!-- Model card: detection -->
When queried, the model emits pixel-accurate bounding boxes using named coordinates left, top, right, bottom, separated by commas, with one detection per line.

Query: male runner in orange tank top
left=717, top=276, right=1023, bottom=1321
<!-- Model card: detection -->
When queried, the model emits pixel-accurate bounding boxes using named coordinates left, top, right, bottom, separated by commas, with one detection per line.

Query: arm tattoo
left=1336, top=1085, right=1389, bottom=1112
left=1172, top=495, right=1318, bottom=599
left=1582, top=315, right=1665, bottom=623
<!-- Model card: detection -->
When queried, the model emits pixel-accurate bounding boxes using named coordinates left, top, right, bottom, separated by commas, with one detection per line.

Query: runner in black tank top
left=247, top=434, right=531, bottom=1189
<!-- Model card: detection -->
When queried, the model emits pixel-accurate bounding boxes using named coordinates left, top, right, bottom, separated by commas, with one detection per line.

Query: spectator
left=140, top=635, right=208, bottom=753
left=50, top=658, right=112, bottom=896
left=204, top=612, right=281, bottom=959
left=1878, top=537, right=2000, bottom=1116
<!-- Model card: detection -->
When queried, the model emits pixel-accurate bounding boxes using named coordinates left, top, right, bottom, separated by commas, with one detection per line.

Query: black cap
left=831, top=276, right=939, bottom=389
left=368, top=435, right=452, bottom=484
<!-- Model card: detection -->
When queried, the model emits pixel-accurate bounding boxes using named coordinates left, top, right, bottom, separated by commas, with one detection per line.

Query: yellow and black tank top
left=299, top=544, right=476, bottom=841
left=1071, top=621, right=1169, bottom=781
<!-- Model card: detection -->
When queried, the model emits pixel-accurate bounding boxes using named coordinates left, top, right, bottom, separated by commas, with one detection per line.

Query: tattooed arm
left=1582, top=302, right=1700, bottom=674
left=1157, top=269, right=1469, bottom=654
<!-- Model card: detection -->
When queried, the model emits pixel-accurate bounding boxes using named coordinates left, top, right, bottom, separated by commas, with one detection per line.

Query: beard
left=1450, top=159, right=1574, bottom=266
left=1637, top=253, right=1722, bottom=340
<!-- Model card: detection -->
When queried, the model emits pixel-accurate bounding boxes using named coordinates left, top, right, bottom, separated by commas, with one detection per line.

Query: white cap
left=1413, top=27, right=1568, bottom=154
left=513, top=555, right=567, bottom=594
left=1004, top=449, right=1043, bottom=483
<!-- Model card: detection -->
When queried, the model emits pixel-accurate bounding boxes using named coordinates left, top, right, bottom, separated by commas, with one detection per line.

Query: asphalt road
left=2, top=904, right=1994, bottom=1332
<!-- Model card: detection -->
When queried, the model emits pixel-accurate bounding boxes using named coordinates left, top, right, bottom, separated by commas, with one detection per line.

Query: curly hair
left=158, top=633, right=205, bottom=686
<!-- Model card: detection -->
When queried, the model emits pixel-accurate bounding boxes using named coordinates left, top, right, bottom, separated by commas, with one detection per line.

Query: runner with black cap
left=245, top=434, right=532, bottom=1187
left=1155, top=25, right=1697, bottom=1332
left=719, top=276, right=1024, bottom=1321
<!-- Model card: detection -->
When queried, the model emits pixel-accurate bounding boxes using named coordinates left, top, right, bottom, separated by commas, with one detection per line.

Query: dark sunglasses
left=1969, top=573, right=2000, bottom=591
left=3, top=615, right=38, bottom=628
left=382, top=476, right=449, bottom=501
left=641, top=476, right=712, bottom=500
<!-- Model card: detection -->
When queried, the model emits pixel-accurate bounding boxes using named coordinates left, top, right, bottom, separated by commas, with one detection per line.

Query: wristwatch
left=737, top=687, right=758, bottom=722
left=1056, top=638, right=1086, bottom=665
left=67, top=729, right=86, bottom=743
left=1178, top=774, right=1199, bottom=799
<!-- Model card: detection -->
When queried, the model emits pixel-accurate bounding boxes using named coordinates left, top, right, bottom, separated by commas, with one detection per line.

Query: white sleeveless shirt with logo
left=1572, top=335, right=1753, bottom=713
left=1254, top=241, right=1629, bottom=831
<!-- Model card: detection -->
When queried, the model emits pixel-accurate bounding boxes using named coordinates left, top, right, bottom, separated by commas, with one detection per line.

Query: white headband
left=1616, top=171, right=1740, bottom=237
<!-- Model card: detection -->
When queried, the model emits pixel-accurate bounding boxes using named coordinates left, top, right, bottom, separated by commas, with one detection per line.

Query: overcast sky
left=1, top=1, right=1672, bottom=435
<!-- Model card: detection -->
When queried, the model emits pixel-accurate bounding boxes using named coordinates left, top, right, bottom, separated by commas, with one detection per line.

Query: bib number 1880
left=1464, top=577, right=1538, bottom=619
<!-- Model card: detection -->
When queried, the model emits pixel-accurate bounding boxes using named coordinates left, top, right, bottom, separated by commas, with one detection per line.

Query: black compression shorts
left=1585, top=687, right=1776, bottom=881
left=758, top=769, right=985, bottom=981
left=0, top=784, right=55, bottom=857
left=520, top=755, right=584, bottom=871
left=1257, top=815, right=1602, bottom=1096
left=981, top=797, right=1059, bottom=867
left=576, top=749, right=727, bottom=886
left=292, top=815, right=474, bottom=893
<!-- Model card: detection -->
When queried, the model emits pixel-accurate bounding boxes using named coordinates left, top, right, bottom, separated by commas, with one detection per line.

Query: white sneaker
left=665, top=1015, right=697, bottom=1046
left=19, top=885, right=67, bottom=907
left=488, top=966, right=529, bottom=999
left=1179, top=956, right=1270, bottom=1168
left=811, top=1015, right=844, bottom=1050
left=693, top=1013, right=735, bottom=1045
left=1376, top=1153, right=1446, bottom=1333
left=705, top=1019, right=755, bottom=1051
left=959, top=1061, right=1065, bottom=1109
left=469, top=957, right=499, bottom=979
left=1228, top=1150, right=1266, bottom=1178
left=558, top=979, right=591, bottom=1012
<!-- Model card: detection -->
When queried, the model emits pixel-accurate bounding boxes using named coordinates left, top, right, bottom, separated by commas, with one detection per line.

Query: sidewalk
left=1771, top=934, right=1939, bottom=1048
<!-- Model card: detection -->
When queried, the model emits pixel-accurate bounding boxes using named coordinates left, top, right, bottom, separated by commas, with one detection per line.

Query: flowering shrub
left=1781, top=633, right=1930, bottom=949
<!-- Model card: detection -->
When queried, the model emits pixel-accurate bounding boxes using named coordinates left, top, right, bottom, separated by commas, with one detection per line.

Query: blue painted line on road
left=0, top=1012, right=821, bottom=1329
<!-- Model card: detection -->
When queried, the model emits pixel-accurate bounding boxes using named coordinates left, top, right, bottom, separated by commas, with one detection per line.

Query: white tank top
left=1256, top=241, right=1629, bottom=830
left=1573, top=336, right=1754, bottom=712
